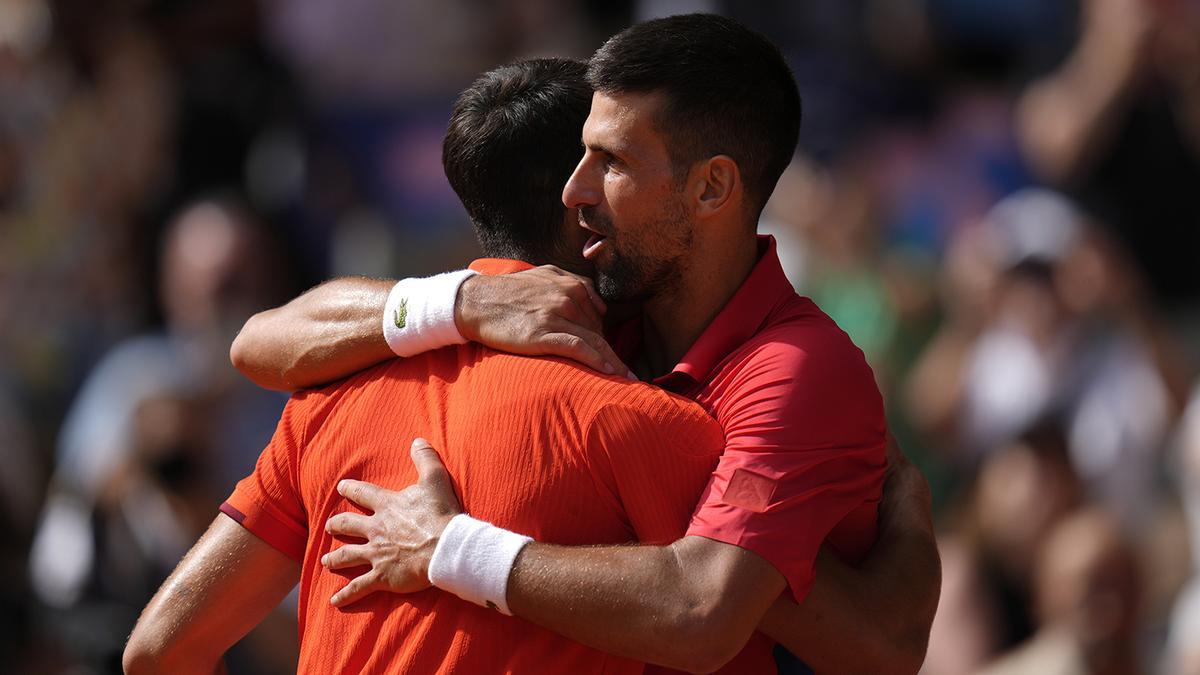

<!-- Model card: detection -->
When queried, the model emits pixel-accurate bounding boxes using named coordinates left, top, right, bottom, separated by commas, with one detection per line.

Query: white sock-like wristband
left=382, top=269, right=479, bottom=357
left=427, top=514, right=532, bottom=615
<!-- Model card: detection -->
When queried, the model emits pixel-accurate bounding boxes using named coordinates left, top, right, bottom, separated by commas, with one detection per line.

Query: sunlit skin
left=565, top=91, right=693, bottom=304
left=563, top=90, right=759, bottom=378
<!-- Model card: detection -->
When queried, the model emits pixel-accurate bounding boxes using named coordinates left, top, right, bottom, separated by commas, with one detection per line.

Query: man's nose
left=563, top=155, right=600, bottom=209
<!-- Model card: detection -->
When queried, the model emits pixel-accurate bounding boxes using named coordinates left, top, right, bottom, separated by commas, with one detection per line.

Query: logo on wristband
left=394, top=299, right=408, bottom=329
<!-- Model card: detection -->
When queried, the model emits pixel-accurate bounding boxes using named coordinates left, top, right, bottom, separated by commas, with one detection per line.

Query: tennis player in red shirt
left=125, top=50, right=937, bottom=674
left=223, top=14, right=940, bottom=675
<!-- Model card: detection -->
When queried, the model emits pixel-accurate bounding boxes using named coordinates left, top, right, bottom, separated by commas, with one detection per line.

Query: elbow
left=122, top=648, right=158, bottom=675
left=229, top=312, right=295, bottom=392
left=123, top=623, right=214, bottom=675
left=122, top=630, right=167, bottom=675
left=229, top=314, right=261, bottom=377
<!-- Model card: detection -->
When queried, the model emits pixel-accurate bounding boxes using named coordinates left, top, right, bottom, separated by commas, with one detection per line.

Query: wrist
left=454, top=274, right=484, bottom=344
left=382, top=270, right=479, bottom=357
left=427, top=514, right=532, bottom=615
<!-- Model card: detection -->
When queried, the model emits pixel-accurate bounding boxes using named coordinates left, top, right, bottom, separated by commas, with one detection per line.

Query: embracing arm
left=758, top=441, right=941, bottom=675
left=508, top=536, right=784, bottom=673
left=511, top=439, right=940, bottom=675
left=231, top=268, right=625, bottom=391
left=123, top=514, right=300, bottom=675
left=231, top=277, right=396, bottom=391
left=323, top=440, right=940, bottom=673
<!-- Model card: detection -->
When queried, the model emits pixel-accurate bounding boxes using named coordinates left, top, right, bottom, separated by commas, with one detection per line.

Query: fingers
left=561, top=289, right=603, bottom=333
left=325, top=511, right=372, bottom=538
left=538, top=327, right=633, bottom=378
left=537, top=265, right=607, bottom=323
left=410, top=439, right=451, bottom=491
left=577, top=276, right=606, bottom=315
left=337, top=479, right=387, bottom=511
left=321, top=544, right=370, bottom=570
left=330, top=571, right=379, bottom=607
left=592, top=334, right=634, bottom=380
left=538, top=330, right=612, bottom=374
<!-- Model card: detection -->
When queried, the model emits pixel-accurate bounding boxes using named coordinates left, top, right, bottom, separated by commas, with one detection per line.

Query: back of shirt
left=225, top=344, right=725, bottom=674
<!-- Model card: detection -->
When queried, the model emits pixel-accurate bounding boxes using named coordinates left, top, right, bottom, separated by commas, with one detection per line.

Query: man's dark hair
left=443, top=58, right=592, bottom=263
left=588, top=13, right=801, bottom=219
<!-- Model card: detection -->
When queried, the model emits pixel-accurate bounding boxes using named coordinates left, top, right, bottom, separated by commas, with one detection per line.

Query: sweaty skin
left=124, top=515, right=300, bottom=675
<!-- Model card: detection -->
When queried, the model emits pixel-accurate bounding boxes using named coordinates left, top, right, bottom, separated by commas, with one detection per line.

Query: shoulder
left=715, top=295, right=885, bottom=444
left=733, top=295, right=876, bottom=391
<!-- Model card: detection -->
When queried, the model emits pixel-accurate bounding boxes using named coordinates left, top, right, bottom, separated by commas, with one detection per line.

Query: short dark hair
left=588, top=13, right=801, bottom=218
left=443, top=58, right=591, bottom=262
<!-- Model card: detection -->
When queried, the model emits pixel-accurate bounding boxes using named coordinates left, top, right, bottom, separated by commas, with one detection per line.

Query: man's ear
left=692, top=155, right=740, bottom=219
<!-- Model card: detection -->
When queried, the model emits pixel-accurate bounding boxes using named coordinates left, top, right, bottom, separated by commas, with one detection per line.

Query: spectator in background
left=923, top=426, right=1083, bottom=674
left=979, top=508, right=1142, bottom=675
left=1017, top=0, right=1200, bottom=312
left=1165, top=385, right=1200, bottom=675
left=27, top=198, right=290, bottom=671
left=906, top=188, right=1189, bottom=527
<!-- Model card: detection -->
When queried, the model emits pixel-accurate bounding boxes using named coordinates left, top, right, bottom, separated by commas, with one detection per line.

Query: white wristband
left=427, top=514, right=532, bottom=615
left=382, top=269, right=479, bottom=357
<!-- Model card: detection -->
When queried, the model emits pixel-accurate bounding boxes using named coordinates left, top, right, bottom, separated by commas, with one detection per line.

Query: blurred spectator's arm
left=1016, top=0, right=1152, bottom=183
left=758, top=438, right=941, bottom=675
left=123, top=514, right=300, bottom=675
left=231, top=277, right=395, bottom=391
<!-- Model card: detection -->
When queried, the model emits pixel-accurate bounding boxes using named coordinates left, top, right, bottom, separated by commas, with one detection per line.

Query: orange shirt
left=223, top=281, right=725, bottom=672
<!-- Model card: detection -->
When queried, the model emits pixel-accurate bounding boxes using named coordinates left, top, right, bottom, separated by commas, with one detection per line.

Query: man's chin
left=597, top=274, right=647, bottom=305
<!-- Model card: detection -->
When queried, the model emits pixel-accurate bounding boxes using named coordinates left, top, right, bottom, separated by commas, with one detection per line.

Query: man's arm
left=758, top=444, right=941, bottom=674
left=509, top=536, right=785, bottom=673
left=123, top=514, right=301, bottom=675
left=231, top=277, right=396, bottom=391
left=231, top=268, right=624, bottom=391
left=322, top=439, right=941, bottom=674
left=320, top=441, right=778, bottom=672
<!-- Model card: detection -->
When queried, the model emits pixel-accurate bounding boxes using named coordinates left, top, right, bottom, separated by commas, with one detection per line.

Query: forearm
left=1017, top=34, right=1143, bottom=182
left=508, top=536, right=782, bottom=673
left=230, top=277, right=395, bottom=391
left=758, top=553, right=897, bottom=675
left=124, top=516, right=300, bottom=674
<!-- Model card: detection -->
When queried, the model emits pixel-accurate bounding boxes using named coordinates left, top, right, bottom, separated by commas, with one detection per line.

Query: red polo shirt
left=619, top=236, right=888, bottom=674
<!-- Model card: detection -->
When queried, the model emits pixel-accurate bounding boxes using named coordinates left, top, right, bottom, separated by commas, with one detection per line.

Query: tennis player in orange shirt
left=126, top=16, right=940, bottom=675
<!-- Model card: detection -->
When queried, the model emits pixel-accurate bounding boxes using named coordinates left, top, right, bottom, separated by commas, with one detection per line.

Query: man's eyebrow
left=585, top=140, right=628, bottom=159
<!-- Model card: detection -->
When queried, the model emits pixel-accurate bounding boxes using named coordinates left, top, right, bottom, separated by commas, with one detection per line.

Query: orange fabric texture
left=225, top=317, right=725, bottom=672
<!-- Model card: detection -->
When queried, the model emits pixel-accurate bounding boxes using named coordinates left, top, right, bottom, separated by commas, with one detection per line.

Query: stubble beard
left=581, top=202, right=693, bottom=304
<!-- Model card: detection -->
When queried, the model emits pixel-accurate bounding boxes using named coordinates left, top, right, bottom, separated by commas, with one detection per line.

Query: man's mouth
left=579, top=211, right=610, bottom=260
left=583, top=232, right=608, bottom=260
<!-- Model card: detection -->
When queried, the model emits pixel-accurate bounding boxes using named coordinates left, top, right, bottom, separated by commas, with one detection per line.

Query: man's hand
left=322, top=439, right=462, bottom=607
left=455, top=266, right=632, bottom=378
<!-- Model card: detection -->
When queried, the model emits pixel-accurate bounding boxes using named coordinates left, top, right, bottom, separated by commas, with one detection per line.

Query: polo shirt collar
left=652, top=234, right=794, bottom=388
left=469, top=241, right=795, bottom=389
left=469, top=258, right=534, bottom=275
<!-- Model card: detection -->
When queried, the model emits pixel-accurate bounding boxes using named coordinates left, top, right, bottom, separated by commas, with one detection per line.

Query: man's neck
left=637, top=233, right=759, bottom=379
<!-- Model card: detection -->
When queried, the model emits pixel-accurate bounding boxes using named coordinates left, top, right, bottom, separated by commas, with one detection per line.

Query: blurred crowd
left=1, top=0, right=1198, bottom=673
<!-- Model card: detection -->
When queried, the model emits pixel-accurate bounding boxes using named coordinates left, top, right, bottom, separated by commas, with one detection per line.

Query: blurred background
left=1, top=0, right=1198, bottom=673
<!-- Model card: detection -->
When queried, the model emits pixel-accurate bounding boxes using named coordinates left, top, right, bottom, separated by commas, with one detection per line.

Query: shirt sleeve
left=686, top=334, right=888, bottom=603
left=221, top=393, right=312, bottom=562
left=586, top=390, right=725, bottom=545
